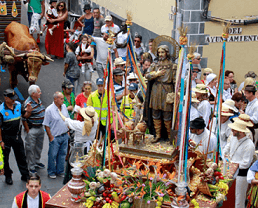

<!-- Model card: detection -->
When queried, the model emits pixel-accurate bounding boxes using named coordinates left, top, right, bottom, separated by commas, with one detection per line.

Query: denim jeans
left=75, top=65, right=92, bottom=96
left=96, top=62, right=106, bottom=78
left=48, top=133, right=68, bottom=176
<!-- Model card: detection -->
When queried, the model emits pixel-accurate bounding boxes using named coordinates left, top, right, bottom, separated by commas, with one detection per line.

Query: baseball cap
left=62, top=79, right=74, bottom=88
left=3, top=89, right=18, bottom=100
left=96, top=77, right=104, bottom=85
left=105, top=15, right=112, bottom=21
left=128, top=83, right=138, bottom=91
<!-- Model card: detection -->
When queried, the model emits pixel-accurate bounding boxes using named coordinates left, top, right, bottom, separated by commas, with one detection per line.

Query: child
left=247, top=160, right=258, bottom=208
left=42, top=0, right=59, bottom=36
left=75, top=35, right=94, bottom=73
left=69, top=26, right=83, bottom=43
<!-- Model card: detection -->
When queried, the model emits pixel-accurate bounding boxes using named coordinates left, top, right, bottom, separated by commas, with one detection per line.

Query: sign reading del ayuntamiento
left=206, top=35, right=258, bottom=43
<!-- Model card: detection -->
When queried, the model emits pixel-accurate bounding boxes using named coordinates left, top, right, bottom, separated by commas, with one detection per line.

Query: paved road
left=0, top=3, right=98, bottom=207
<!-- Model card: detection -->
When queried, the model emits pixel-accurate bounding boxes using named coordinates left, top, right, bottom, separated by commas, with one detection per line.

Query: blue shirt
left=114, top=80, right=124, bottom=106
left=42, top=102, right=69, bottom=137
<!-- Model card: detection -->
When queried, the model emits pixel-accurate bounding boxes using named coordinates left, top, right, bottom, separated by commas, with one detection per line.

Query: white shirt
left=238, top=81, right=244, bottom=91
left=116, top=32, right=128, bottom=58
left=190, top=105, right=199, bottom=121
left=223, top=135, right=255, bottom=169
left=75, top=43, right=92, bottom=55
left=65, top=118, right=98, bottom=143
left=94, top=37, right=116, bottom=64
left=223, top=88, right=232, bottom=101
left=247, top=169, right=256, bottom=184
left=12, top=194, right=39, bottom=208
left=190, top=128, right=217, bottom=159
left=211, top=118, right=232, bottom=154
left=101, top=23, right=120, bottom=34
left=197, top=100, right=211, bottom=127
left=245, top=98, right=258, bottom=124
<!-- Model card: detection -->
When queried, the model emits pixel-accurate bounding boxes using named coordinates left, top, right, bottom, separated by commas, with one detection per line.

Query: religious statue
left=146, top=45, right=177, bottom=143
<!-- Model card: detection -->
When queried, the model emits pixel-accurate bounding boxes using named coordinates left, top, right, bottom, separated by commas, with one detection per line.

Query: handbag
left=161, top=83, right=175, bottom=104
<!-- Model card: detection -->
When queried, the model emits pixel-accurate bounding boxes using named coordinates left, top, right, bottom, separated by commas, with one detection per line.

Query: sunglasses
left=134, top=40, right=140, bottom=42
left=192, top=71, right=199, bottom=73
left=196, top=58, right=201, bottom=60
left=59, top=5, right=64, bottom=7
left=203, top=73, right=210, bottom=76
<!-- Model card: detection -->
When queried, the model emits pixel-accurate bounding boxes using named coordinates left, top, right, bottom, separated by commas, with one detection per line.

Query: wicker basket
left=197, top=182, right=213, bottom=197
left=132, top=199, right=156, bottom=208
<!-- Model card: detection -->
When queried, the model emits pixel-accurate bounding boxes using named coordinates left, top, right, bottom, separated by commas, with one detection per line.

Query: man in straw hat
left=222, top=99, right=239, bottom=122
left=224, top=120, right=255, bottom=208
left=192, top=84, right=211, bottom=127
left=189, top=92, right=200, bottom=121
left=211, top=105, right=233, bottom=154
left=145, top=45, right=177, bottom=143
left=233, top=114, right=254, bottom=142
left=189, top=117, right=216, bottom=159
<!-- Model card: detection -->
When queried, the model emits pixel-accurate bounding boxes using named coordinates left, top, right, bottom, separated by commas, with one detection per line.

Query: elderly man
left=223, top=78, right=232, bottom=101
left=146, top=45, right=177, bottom=143
left=12, top=173, right=50, bottom=208
left=43, top=92, right=69, bottom=179
left=22, top=85, right=45, bottom=174
left=224, top=120, right=255, bottom=208
left=0, top=89, right=29, bottom=185
left=189, top=117, right=216, bottom=159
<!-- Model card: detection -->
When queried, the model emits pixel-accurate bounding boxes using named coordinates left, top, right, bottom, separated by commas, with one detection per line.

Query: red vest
left=15, top=190, right=50, bottom=208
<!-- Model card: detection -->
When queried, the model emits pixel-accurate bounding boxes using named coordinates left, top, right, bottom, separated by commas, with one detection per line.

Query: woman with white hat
left=224, top=120, right=255, bottom=208
left=233, top=113, right=254, bottom=142
left=192, top=84, right=211, bottom=127
left=59, top=106, right=98, bottom=183
left=59, top=106, right=98, bottom=145
left=222, top=99, right=239, bottom=121
left=206, top=73, right=217, bottom=108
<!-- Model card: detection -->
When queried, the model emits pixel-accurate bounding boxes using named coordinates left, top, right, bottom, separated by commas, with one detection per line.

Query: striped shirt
left=22, top=96, right=45, bottom=127
left=114, top=81, right=124, bottom=106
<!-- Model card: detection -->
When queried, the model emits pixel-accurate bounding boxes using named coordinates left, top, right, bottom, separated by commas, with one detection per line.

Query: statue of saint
left=146, top=45, right=177, bottom=143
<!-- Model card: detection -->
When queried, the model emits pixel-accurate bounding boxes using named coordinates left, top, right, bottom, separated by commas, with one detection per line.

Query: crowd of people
left=1, top=1, right=258, bottom=207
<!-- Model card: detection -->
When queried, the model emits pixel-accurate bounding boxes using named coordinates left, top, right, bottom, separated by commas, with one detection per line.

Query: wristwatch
left=0, top=141, right=2, bottom=143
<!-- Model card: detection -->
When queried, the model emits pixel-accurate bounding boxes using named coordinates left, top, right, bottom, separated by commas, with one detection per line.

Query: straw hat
left=127, top=72, right=138, bottom=80
left=203, top=68, right=213, bottom=74
left=221, top=105, right=234, bottom=116
left=206, top=73, right=217, bottom=85
left=80, top=106, right=98, bottom=121
left=233, top=114, right=253, bottom=127
left=114, top=57, right=126, bottom=66
left=223, top=99, right=238, bottom=113
left=228, top=120, right=250, bottom=133
left=191, top=92, right=199, bottom=103
left=192, top=84, right=208, bottom=94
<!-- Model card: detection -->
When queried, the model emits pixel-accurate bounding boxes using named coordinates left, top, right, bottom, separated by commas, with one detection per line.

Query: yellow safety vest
left=120, top=95, right=135, bottom=119
left=87, top=90, right=112, bottom=126
left=0, top=146, right=4, bottom=170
